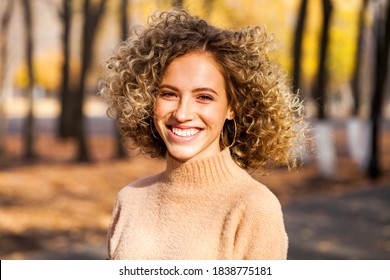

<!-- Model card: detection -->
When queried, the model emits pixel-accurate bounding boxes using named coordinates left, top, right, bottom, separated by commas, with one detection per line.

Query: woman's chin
left=167, top=149, right=198, bottom=162
left=166, top=144, right=221, bottom=163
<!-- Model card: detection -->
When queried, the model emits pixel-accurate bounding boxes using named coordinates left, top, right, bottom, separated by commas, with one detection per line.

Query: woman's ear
left=226, top=108, right=235, bottom=120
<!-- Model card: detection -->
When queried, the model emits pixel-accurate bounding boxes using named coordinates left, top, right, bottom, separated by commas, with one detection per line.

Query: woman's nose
left=173, top=98, right=194, bottom=122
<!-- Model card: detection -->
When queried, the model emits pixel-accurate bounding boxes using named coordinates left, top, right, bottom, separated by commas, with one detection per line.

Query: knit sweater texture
left=107, top=148, right=288, bottom=260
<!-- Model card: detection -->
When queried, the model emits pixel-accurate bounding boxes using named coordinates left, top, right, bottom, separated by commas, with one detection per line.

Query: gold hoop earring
left=150, top=119, right=160, bottom=139
left=222, top=118, right=237, bottom=148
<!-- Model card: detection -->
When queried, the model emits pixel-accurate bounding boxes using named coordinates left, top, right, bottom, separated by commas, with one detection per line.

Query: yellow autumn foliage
left=14, top=51, right=80, bottom=92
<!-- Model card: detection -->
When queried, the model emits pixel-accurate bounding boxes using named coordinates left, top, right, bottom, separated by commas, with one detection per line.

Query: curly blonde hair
left=100, top=8, right=307, bottom=171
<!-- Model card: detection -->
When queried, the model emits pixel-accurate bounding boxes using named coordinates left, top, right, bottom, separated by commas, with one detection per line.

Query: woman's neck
left=162, top=148, right=247, bottom=189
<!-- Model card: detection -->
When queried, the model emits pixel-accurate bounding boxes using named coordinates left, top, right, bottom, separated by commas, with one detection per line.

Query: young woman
left=100, top=9, right=307, bottom=260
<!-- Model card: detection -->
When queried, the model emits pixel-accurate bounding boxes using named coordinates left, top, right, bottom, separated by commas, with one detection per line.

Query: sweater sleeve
left=233, top=187, right=288, bottom=260
left=106, top=196, right=121, bottom=260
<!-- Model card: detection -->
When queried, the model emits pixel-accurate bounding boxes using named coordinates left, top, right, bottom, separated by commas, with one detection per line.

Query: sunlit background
left=0, top=0, right=389, bottom=260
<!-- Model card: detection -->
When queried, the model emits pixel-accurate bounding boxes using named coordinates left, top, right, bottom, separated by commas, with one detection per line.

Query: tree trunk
left=113, top=0, right=129, bottom=158
left=0, top=0, right=15, bottom=156
left=21, top=0, right=35, bottom=160
left=58, top=0, right=76, bottom=138
left=347, top=118, right=371, bottom=170
left=368, top=1, right=390, bottom=179
left=312, top=0, right=333, bottom=120
left=314, top=121, right=336, bottom=178
left=312, top=0, right=335, bottom=178
left=121, top=0, right=129, bottom=41
left=172, top=0, right=184, bottom=8
left=292, top=0, right=308, bottom=95
left=351, top=0, right=368, bottom=116
left=75, top=0, right=107, bottom=162
left=347, top=0, right=369, bottom=170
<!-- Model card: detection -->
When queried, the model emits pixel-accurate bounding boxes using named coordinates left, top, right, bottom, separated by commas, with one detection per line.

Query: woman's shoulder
left=236, top=176, right=283, bottom=212
left=116, top=172, right=163, bottom=199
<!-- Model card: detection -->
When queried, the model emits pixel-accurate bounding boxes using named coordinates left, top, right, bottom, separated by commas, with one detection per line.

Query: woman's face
left=154, top=51, right=234, bottom=162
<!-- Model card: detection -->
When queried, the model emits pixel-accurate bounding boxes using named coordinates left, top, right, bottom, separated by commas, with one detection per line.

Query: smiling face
left=154, top=51, right=234, bottom=162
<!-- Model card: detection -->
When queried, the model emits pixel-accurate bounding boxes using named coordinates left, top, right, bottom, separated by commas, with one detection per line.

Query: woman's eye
left=159, top=91, right=177, bottom=98
left=197, top=94, right=214, bottom=101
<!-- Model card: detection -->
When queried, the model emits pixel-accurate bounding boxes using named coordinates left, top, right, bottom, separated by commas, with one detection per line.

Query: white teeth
left=172, top=127, right=200, bottom=137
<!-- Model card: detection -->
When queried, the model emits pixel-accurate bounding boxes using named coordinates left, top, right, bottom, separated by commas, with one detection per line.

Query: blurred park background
left=0, top=0, right=389, bottom=260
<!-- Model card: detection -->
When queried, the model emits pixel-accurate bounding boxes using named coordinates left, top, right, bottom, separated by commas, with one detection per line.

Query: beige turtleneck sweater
left=107, top=148, right=288, bottom=260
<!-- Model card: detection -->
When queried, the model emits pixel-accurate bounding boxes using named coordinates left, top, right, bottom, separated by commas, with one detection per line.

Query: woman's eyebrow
left=193, top=87, right=219, bottom=96
left=159, top=84, right=179, bottom=91
left=159, top=85, right=219, bottom=96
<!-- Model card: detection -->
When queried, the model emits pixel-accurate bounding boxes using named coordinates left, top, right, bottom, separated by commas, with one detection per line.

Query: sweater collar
left=162, top=148, right=245, bottom=188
